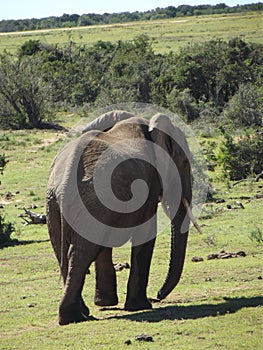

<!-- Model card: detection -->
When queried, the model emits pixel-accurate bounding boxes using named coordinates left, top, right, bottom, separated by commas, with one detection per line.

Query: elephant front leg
left=94, top=248, right=118, bottom=307
left=124, top=238, right=155, bottom=311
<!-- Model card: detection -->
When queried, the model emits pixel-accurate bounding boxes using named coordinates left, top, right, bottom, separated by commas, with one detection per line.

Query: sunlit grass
left=0, top=119, right=262, bottom=349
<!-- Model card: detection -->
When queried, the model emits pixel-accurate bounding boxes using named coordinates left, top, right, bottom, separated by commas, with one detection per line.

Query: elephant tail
left=60, top=216, right=70, bottom=284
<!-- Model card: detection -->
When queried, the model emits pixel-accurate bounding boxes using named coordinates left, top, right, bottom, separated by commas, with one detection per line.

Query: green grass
left=0, top=12, right=262, bottom=54
left=0, top=123, right=262, bottom=349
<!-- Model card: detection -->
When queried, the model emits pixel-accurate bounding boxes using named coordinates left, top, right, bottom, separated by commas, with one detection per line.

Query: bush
left=219, top=132, right=263, bottom=180
left=0, top=157, right=16, bottom=247
left=0, top=154, right=8, bottom=175
left=0, top=215, right=15, bottom=248
left=223, top=83, right=263, bottom=128
left=249, top=228, right=263, bottom=244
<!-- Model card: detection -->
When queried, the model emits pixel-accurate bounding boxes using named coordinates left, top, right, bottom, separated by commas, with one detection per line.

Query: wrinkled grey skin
left=46, top=110, right=192, bottom=325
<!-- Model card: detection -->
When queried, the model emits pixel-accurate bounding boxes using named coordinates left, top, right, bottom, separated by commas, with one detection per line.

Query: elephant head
left=149, top=113, right=194, bottom=300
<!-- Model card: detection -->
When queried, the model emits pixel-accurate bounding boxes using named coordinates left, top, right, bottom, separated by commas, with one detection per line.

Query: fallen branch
left=207, top=250, right=246, bottom=260
left=20, top=209, right=46, bottom=225
left=255, top=171, right=263, bottom=182
left=233, top=171, right=263, bottom=186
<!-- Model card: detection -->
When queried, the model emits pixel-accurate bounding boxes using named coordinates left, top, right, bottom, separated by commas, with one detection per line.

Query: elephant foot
left=124, top=298, right=152, bottom=311
left=59, top=303, right=89, bottom=326
left=94, top=290, right=118, bottom=307
left=80, top=298, right=90, bottom=318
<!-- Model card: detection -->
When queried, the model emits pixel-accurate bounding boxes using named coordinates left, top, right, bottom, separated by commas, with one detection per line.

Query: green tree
left=0, top=53, right=53, bottom=128
left=96, top=36, right=155, bottom=106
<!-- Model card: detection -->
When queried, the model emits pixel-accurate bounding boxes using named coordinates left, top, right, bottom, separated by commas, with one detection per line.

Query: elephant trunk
left=157, top=201, right=189, bottom=300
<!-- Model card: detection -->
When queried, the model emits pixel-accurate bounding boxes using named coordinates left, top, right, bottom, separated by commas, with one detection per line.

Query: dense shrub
left=0, top=36, right=262, bottom=130
left=219, top=132, right=263, bottom=180
left=223, top=83, right=263, bottom=128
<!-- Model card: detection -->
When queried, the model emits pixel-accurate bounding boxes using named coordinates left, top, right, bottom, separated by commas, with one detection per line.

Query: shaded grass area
left=0, top=126, right=262, bottom=349
left=0, top=12, right=262, bottom=54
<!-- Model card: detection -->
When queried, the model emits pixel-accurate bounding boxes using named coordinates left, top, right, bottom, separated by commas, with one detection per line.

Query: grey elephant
left=46, top=110, right=197, bottom=325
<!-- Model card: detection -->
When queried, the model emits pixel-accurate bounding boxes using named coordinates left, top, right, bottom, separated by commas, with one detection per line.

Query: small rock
left=135, top=334, right=153, bottom=342
left=191, top=256, right=204, bottom=262
left=28, top=303, right=36, bottom=308
left=5, top=191, right=13, bottom=200
left=258, top=276, right=262, bottom=280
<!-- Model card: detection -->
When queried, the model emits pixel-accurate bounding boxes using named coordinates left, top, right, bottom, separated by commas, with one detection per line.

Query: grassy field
left=0, top=12, right=263, bottom=53
left=0, top=118, right=262, bottom=349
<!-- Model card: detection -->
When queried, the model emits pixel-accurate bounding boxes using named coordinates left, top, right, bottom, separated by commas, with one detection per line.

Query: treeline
left=1, top=3, right=263, bottom=32
left=0, top=36, right=262, bottom=130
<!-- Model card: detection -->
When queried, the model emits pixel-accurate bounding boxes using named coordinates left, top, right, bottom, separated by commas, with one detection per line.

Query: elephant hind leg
left=59, top=242, right=101, bottom=325
left=94, top=248, right=118, bottom=307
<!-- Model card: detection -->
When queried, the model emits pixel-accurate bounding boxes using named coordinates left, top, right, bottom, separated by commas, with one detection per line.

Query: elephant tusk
left=182, top=198, right=203, bottom=234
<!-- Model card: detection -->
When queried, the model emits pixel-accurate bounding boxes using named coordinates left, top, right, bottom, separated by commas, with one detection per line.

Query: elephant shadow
left=0, top=238, right=50, bottom=249
left=105, top=296, right=263, bottom=322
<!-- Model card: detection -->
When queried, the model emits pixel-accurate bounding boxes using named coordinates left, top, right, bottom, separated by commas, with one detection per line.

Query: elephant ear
left=149, top=113, right=186, bottom=149
left=82, top=110, right=134, bottom=133
left=149, top=113, right=173, bottom=149
left=149, top=113, right=179, bottom=177
left=149, top=114, right=188, bottom=213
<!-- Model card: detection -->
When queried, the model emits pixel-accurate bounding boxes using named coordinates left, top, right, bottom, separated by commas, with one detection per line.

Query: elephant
left=46, top=110, right=197, bottom=325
